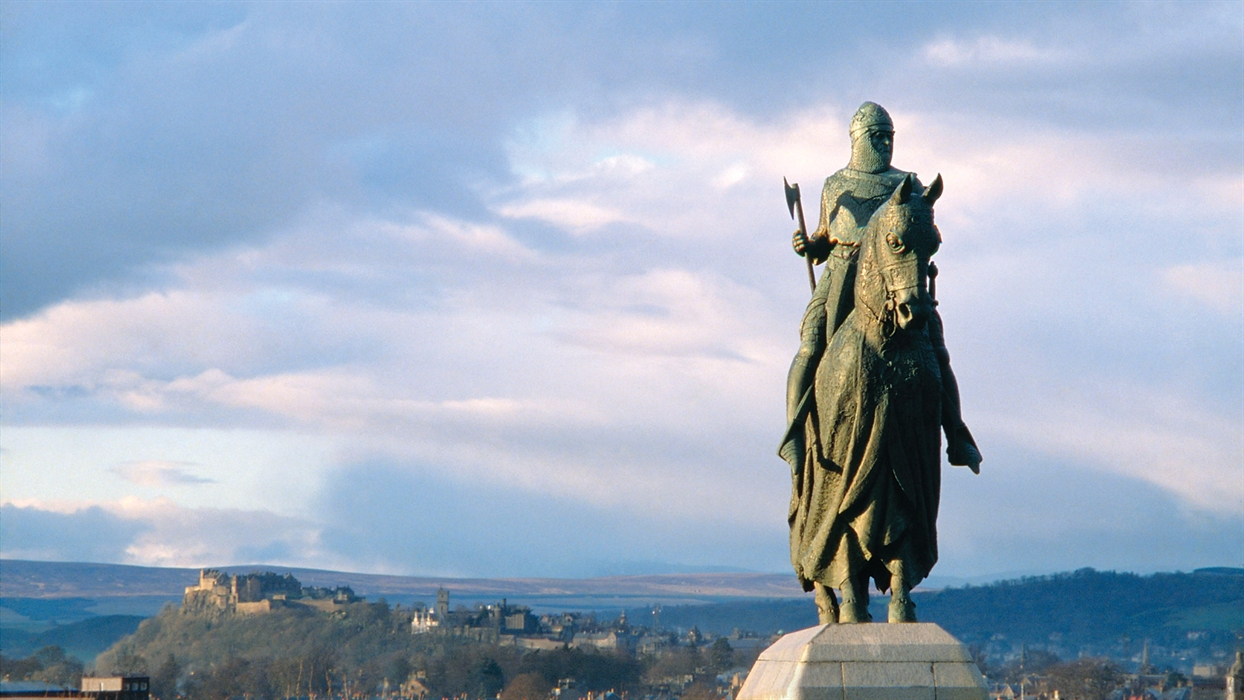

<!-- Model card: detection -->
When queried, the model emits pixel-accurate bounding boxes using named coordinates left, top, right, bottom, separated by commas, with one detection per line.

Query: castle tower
left=436, top=588, right=449, bottom=620
left=1227, top=651, right=1244, bottom=700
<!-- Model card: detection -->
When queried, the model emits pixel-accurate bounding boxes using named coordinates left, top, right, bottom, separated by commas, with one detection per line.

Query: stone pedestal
left=736, top=623, right=987, bottom=700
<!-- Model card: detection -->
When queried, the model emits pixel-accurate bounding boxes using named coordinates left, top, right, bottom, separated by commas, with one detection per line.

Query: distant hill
left=0, top=560, right=200, bottom=599
left=0, top=559, right=803, bottom=610
left=628, top=568, right=1244, bottom=672
left=0, top=561, right=991, bottom=657
left=915, top=567, right=1243, bottom=672
left=1, top=614, right=145, bottom=661
left=1, top=558, right=803, bottom=661
left=4, top=560, right=1240, bottom=672
left=0, top=559, right=803, bottom=663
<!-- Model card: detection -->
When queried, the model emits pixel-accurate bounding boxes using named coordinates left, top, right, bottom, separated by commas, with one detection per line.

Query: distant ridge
left=3, top=563, right=1238, bottom=672
left=0, top=559, right=803, bottom=607
left=1193, top=566, right=1244, bottom=575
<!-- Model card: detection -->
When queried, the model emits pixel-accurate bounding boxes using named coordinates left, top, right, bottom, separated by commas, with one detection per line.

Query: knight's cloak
left=792, top=306, right=946, bottom=592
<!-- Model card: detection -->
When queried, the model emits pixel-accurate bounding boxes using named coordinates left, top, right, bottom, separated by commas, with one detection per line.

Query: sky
left=1, top=1, right=1241, bottom=581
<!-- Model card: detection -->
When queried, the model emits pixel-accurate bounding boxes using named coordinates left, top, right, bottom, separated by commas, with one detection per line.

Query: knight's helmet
left=849, top=102, right=894, bottom=139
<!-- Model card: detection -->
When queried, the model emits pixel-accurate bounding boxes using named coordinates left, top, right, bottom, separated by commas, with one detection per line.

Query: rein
left=856, top=220, right=930, bottom=338
left=855, top=242, right=897, bottom=337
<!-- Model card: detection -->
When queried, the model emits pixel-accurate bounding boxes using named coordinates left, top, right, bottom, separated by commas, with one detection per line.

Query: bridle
left=857, top=212, right=935, bottom=338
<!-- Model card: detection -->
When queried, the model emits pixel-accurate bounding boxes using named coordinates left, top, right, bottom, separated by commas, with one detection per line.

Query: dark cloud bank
left=5, top=447, right=1239, bottom=577
left=4, top=2, right=1238, bottom=319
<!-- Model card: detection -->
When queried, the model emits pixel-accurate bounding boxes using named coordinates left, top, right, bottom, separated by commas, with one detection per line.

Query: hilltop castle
left=182, top=569, right=358, bottom=616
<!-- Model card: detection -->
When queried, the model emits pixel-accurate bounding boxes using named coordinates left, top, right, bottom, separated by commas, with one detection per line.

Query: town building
left=0, top=677, right=149, bottom=700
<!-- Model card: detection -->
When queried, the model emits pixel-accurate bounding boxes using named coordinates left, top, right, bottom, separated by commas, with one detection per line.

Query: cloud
left=108, top=498, right=327, bottom=569
left=110, top=460, right=215, bottom=487
left=0, top=498, right=330, bottom=570
left=0, top=3, right=834, bottom=320
left=976, top=382, right=1244, bottom=515
left=405, top=214, right=539, bottom=263
left=314, top=461, right=785, bottom=578
left=923, top=36, right=1064, bottom=67
left=5, top=2, right=1240, bottom=321
left=1163, top=259, right=1244, bottom=314
left=0, top=3, right=1240, bottom=579
left=3, top=95, right=1241, bottom=530
left=553, top=268, right=779, bottom=360
left=4, top=446, right=1239, bottom=578
left=938, top=445, right=1244, bottom=574
left=0, top=425, right=342, bottom=520
left=493, top=101, right=849, bottom=249
left=0, top=503, right=149, bottom=563
left=497, top=199, right=627, bottom=233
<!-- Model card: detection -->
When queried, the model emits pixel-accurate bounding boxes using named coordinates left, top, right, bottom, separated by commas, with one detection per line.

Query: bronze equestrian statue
left=780, top=102, right=981, bottom=625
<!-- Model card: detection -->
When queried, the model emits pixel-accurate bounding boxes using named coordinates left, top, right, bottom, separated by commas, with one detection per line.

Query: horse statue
left=788, top=172, right=981, bottom=624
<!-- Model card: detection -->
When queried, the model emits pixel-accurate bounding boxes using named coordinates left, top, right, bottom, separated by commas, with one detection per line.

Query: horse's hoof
left=888, top=597, right=917, bottom=623
left=839, top=605, right=872, bottom=623
left=814, top=584, right=840, bottom=624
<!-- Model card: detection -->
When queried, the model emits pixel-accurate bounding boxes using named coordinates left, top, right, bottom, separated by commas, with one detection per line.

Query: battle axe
left=784, top=178, right=817, bottom=293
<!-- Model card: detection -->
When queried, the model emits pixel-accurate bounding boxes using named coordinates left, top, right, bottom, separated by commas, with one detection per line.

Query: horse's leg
left=837, top=572, right=871, bottom=623
left=887, top=559, right=917, bottom=622
left=813, top=582, right=839, bottom=624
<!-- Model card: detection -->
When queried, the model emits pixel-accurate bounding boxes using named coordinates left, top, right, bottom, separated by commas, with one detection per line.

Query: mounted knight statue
left=780, top=102, right=982, bottom=625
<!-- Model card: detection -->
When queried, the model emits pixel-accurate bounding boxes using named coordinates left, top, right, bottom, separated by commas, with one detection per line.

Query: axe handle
left=794, top=197, right=815, bottom=293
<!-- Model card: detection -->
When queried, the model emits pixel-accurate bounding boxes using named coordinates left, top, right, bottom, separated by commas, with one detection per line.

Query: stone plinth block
left=736, top=623, right=987, bottom=700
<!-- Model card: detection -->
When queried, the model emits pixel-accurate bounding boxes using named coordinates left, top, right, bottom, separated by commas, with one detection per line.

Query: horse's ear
left=892, top=173, right=914, bottom=204
left=923, top=174, right=943, bottom=204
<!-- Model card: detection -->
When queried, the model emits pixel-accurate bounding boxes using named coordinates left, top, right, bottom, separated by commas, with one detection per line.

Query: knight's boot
left=888, top=566, right=917, bottom=622
left=814, top=582, right=839, bottom=624
left=837, top=576, right=871, bottom=623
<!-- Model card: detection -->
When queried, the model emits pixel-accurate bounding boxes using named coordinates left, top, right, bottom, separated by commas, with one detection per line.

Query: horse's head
left=857, top=173, right=943, bottom=336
